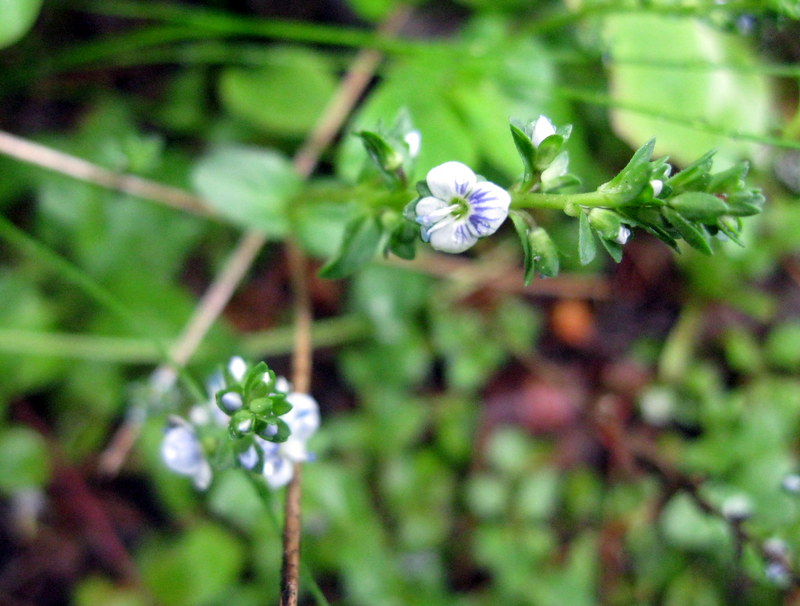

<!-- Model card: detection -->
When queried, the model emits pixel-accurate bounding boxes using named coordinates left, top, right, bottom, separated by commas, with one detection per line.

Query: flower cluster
left=161, top=357, right=319, bottom=489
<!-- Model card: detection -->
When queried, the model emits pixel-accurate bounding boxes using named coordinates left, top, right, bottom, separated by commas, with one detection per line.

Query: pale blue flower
left=415, top=162, right=510, bottom=254
left=161, top=417, right=212, bottom=490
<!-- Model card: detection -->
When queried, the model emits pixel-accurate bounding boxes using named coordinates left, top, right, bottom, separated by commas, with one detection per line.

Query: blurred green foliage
left=1, top=0, right=800, bottom=605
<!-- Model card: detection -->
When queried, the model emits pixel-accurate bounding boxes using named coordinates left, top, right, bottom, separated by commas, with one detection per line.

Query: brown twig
left=0, top=130, right=212, bottom=216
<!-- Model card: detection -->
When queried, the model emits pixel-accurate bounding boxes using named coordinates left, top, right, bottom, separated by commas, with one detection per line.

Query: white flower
left=530, top=115, right=556, bottom=148
left=161, top=417, right=212, bottom=490
left=616, top=225, right=631, bottom=245
left=415, top=162, right=510, bottom=254
left=259, top=392, right=320, bottom=488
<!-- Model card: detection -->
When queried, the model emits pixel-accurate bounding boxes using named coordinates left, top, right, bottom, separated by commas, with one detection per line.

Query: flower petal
left=284, top=392, right=320, bottom=440
left=531, top=115, right=556, bottom=148
left=428, top=219, right=478, bottom=254
left=426, top=161, right=476, bottom=200
left=465, top=182, right=510, bottom=237
left=162, top=421, right=206, bottom=477
left=415, top=196, right=449, bottom=226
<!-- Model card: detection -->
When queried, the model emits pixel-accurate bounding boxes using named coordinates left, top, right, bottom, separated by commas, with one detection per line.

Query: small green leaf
left=0, top=0, right=42, bottom=49
left=668, top=192, right=728, bottom=222
left=191, top=146, right=301, bottom=236
left=529, top=227, right=559, bottom=277
left=218, top=47, right=337, bottom=137
left=319, top=213, right=384, bottom=279
left=599, top=237, right=624, bottom=263
left=534, top=134, right=566, bottom=170
left=663, top=208, right=712, bottom=254
left=387, top=219, right=418, bottom=260
left=509, top=211, right=534, bottom=285
left=578, top=211, right=597, bottom=265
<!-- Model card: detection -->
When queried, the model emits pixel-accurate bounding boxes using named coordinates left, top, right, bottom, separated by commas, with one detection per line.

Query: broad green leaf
left=139, top=523, right=245, bottom=606
left=578, top=211, right=597, bottom=265
left=0, top=426, right=50, bottom=491
left=191, top=146, right=300, bottom=236
left=604, top=13, right=771, bottom=166
left=0, top=0, right=42, bottom=49
left=319, top=213, right=383, bottom=279
left=218, top=46, right=337, bottom=137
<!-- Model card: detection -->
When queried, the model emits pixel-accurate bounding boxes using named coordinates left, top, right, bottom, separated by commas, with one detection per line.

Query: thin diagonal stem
left=0, top=131, right=212, bottom=216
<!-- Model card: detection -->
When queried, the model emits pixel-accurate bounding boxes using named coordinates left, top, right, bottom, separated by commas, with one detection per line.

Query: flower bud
left=588, top=209, right=623, bottom=241
left=229, top=410, right=255, bottom=439
left=217, top=390, right=244, bottom=414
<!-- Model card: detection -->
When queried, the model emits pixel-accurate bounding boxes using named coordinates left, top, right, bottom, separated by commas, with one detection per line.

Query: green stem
left=0, top=315, right=370, bottom=362
left=511, top=190, right=631, bottom=211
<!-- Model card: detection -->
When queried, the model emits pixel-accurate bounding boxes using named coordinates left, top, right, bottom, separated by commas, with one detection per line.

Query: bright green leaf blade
left=191, top=146, right=300, bottom=236
left=0, top=0, right=42, bottom=49
left=578, top=211, right=597, bottom=265
left=218, top=46, right=337, bottom=137
left=319, top=213, right=384, bottom=279
left=604, top=13, right=771, bottom=166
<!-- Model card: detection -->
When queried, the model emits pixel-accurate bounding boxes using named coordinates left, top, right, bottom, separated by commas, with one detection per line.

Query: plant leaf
left=319, top=213, right=384, bottom=279
left=578, top=211, right=597, bottom=265
left=191, top=146, right=301, bottom=236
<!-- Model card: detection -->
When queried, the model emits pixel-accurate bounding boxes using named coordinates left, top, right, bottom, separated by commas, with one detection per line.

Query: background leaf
left=191, top=146, right=301, bottom=236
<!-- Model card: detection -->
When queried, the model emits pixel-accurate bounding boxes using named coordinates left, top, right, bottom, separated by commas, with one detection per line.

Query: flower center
left=448, top=196, right=470, bottom=219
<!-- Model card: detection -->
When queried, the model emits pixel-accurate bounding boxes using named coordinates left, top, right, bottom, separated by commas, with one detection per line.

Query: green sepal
left=510, top=121, right=536, bottom=184
left=260, top=419, right=291, bottom=443
left=249, top=396, right=273, bottom=415
left=216, top=388, right=244, bottom=415
left=619, top=207, right=679, bottom=250
left=707, top=161, right=749, bottom=193
left=716, top=216, right=745, bottom=246
left=244, top=362, right=272, bottom=397
left=509, top=210, right=535, bottom=286
left=529, top=227, right=559, bottom=277
left=320, top=212, right=384, bottom=279
left=578, top=211, right=597, bottom=265
left=668, top=192, right=729, bottom=222
left=662, top=208, right=712, bottom=255
left=534, top=133, right=568, bottom=171
left=725, top=190, right=765, bottom=216
left=597, top=139, right=654, bottom=202
left=271, top=394, right=293, bottom=416
left=416, top=180, right=432, bottom=198
left=387, top=219, right=418, bottom=260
